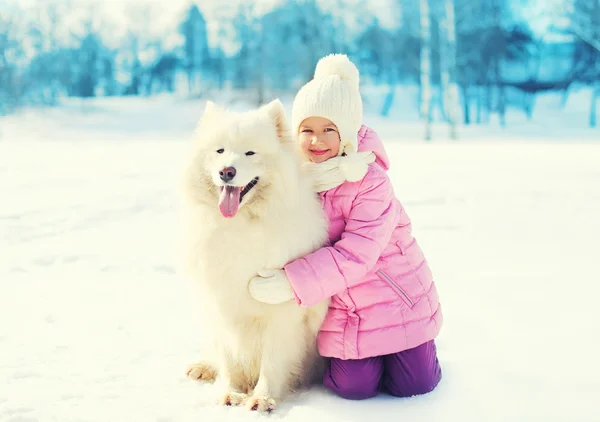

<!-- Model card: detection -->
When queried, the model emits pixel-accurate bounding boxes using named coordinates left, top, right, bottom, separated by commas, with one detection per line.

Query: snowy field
left=1, top=96, right=600, bottom=422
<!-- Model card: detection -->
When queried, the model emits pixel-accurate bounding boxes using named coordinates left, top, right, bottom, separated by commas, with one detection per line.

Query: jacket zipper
left=376, top=270, right=415, bottom=307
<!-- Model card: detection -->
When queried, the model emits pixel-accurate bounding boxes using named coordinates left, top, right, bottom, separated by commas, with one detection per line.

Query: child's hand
left=248, top=269, right=294, bottom=304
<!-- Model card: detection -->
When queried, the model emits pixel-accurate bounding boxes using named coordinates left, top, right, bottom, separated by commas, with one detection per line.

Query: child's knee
left=323, top=356, right=383, bottom=400
left=387, top=370, right=441, bottom=398
left=383, top=341, right=442, bottom=398
left=327, top=380, right=379, bottom=400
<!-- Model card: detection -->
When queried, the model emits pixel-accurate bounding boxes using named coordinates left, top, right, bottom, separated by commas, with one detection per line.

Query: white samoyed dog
left=178, top=99, right=329, bottom=412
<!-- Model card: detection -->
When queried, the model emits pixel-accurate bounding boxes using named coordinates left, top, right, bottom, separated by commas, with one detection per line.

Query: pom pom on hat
left=314, top=54, right=360, bottom=88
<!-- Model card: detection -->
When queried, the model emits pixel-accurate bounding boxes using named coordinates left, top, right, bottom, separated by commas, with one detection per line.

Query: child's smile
left=298, top=116, right=341, bottom=163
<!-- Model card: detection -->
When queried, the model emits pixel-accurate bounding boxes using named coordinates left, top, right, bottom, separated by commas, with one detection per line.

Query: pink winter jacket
left=284, top=125, right=442, bottom=360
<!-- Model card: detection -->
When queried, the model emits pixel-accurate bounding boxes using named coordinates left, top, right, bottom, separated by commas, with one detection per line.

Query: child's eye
left=245, top=151, right=255, bottom=156
left=325, top=128, right=336, bottom=132
left=216, top=148, right=224, bottom=154
left=301, top=129, right=312, bottom=133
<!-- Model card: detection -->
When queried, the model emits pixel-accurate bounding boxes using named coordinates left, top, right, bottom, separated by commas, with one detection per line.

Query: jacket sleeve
left=283, top=166, right=399, bottom=307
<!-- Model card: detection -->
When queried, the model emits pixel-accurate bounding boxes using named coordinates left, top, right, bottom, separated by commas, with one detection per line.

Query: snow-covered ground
left=1, top=95, right=599, bottom=422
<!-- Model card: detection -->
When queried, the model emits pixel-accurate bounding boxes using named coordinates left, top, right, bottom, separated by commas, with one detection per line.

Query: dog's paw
left=186, top=361, right=217, bottom=382
left=217, top=391, right=248, bottom=407
left=245, top=395, right=277, bottom=412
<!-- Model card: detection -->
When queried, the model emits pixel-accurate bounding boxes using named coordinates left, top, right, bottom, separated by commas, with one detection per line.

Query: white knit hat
left=291, top=54, right=363, bottom=156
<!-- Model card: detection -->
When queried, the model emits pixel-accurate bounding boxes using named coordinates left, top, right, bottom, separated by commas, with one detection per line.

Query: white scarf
left=302, top=151, right=376, bottom=193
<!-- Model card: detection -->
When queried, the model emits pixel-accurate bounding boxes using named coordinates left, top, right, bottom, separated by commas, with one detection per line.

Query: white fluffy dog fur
left=178, top=99, right=329, bottom=412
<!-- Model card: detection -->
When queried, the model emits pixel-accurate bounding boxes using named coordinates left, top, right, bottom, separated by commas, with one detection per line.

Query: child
left=248, top=54, right=443, bottom=400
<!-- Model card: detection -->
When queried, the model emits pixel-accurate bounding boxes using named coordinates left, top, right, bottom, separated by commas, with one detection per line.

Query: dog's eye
left=245, top=151, right=255, bottom=156
left=216, top=148, right=224, bottom=154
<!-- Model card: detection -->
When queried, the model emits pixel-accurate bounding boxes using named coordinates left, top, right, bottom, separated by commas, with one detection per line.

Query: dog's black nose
left=219, top=166, right=236, bottom=182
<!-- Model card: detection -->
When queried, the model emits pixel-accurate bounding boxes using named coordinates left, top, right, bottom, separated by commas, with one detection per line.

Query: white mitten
left=248, top=269, right=294, bottom=304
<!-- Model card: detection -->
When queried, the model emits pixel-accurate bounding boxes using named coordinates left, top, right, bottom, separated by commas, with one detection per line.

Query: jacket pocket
left=376, top=270, right=415, bottom=308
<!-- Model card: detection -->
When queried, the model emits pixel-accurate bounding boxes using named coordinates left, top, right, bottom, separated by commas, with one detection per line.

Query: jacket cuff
left=284, top=264, right=310, bottom=307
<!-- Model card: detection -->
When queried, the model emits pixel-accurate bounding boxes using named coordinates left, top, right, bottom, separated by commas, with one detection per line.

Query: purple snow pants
left=323, top=340, right=442, bottom=400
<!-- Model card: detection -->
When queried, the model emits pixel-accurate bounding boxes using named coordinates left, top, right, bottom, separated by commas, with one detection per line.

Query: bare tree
left=565, top=0, right=600, bottom=51
left=231, top=2, right=265, bottom=105
left=26, top=0, right=72, bottom=104
left=210, top=5, right=231, bottom=91
left=560, top=0, right=600, bottom=127
left=0, top=4, right=26, bottom=114
left=439, top=0, right=459, bottom=139
left=121, top=3, right=163, bottom=95
left=420, top=0, right=432, bottom=141
left=180, top=4, right=210, bottom=96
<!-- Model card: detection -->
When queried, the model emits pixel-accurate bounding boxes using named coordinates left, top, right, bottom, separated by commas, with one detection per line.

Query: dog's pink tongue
left=218, top=186, right=242, bottom=218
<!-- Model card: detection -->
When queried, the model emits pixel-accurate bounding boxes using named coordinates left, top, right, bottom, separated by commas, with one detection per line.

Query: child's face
left=298, top=116, right=341, bottom=163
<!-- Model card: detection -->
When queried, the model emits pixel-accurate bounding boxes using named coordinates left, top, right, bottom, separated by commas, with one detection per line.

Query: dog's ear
left=203, top=100, right=225, bottom=119
left=261, top=99, right=292, bottom=144
left=195, top=101, right=226, bottom=136
left=193, top=101, right=223, bottom=142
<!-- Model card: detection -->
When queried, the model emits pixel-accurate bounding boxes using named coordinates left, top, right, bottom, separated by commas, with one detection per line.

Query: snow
left=1, top=94, right=600, bottom=422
